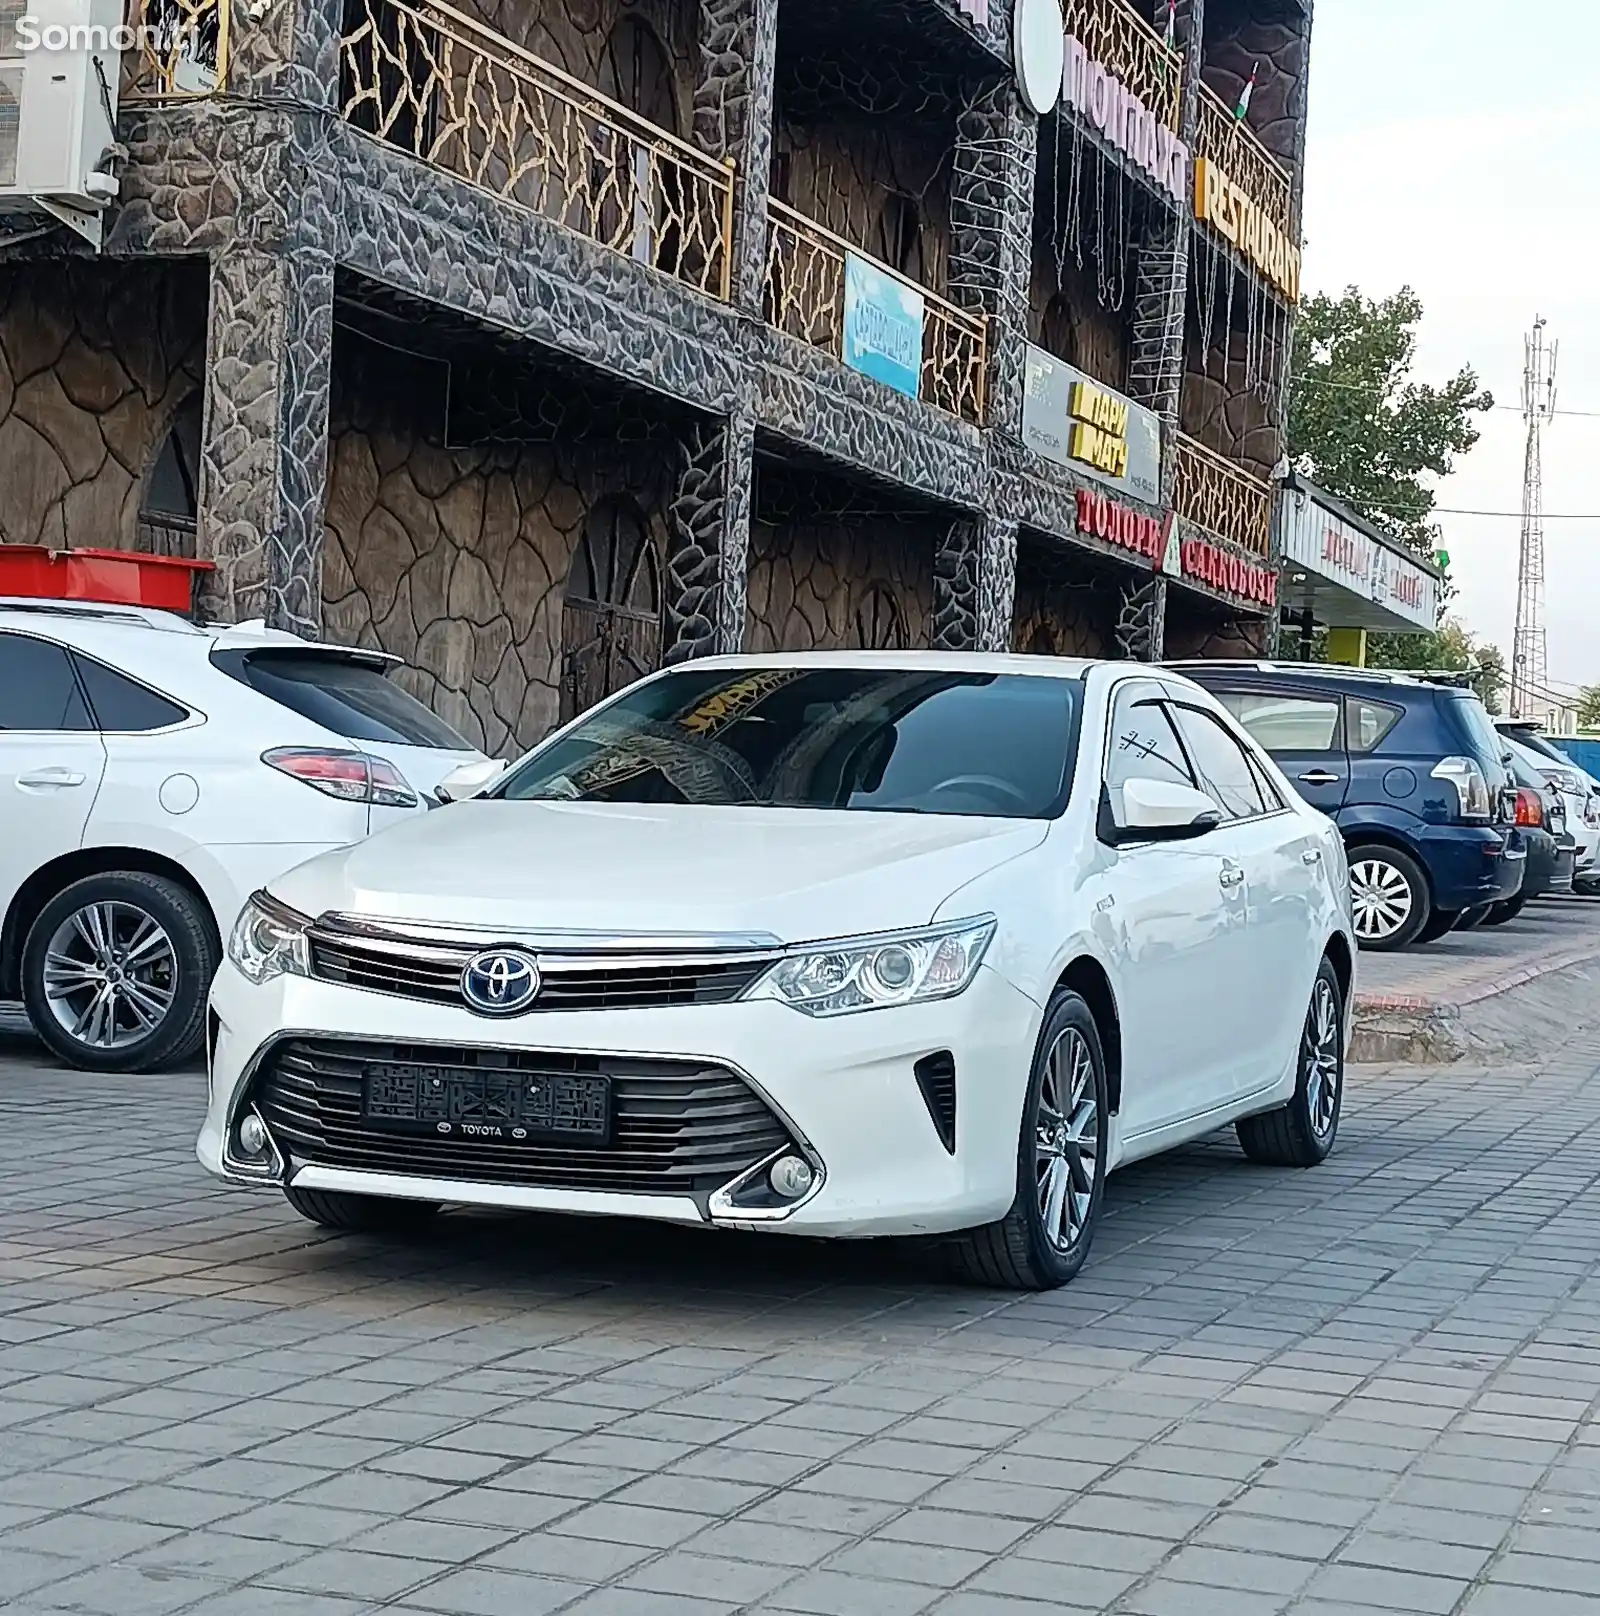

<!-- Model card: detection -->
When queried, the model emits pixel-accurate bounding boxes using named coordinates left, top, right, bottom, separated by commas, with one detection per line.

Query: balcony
left=1194, top=82, right=1295, bottom=251
left=335, top=0, right=734, bottom=301
left=1060, top=0, right=1182, bottom=131
left=123, top=0, right=231, bottom=98
left=763, top=200, right=987, bottom=425
left=1173, top=434, right=1272, bottom=558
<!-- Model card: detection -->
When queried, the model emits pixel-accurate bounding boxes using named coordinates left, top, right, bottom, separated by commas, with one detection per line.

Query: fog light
left=768, top=1155, right=814, bottom=1199
left=238, top=1114, right=269, bottom=1157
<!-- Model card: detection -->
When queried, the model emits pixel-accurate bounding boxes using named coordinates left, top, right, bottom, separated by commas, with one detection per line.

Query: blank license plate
left=362, top=1063, right=610, bottom=1144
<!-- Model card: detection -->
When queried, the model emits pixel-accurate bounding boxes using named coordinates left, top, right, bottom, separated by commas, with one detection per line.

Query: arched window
left=560, top=496, right=663, bottom=721
left=138, top=395, right=202, bottom=558
left=855, top=582, right=907, bottom=650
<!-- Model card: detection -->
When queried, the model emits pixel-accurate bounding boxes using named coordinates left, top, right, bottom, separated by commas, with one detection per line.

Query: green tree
left=1577, top=685, right=1600, bottom=728
left=1285, top=286, right=1504, bottom=691
left=1289, top=286, right=1494, bottom=556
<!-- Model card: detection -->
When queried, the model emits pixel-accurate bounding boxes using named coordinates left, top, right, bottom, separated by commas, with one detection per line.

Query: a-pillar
left=665, top=415, right=755, bottom=660
left=933, top=515, right=1018, bottom=653
left=1120, top=0, right=1206, bottom=661
left=194, top=0, right=343, bottom=634
left=691, top=0, right=779, bottom=315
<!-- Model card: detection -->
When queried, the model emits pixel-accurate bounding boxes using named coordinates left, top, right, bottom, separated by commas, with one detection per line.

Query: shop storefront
left=1273, top=475, right=1443, bottom=663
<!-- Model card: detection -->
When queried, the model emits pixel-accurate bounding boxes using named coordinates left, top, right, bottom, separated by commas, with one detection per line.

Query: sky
left=1299, top=2, right=1600, bottom=696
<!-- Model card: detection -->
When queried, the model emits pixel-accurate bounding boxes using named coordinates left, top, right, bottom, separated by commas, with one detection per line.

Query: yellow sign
left=1193, top=158, right=1301, bottom=303
left=1067, top=380, right=1130, bottom=479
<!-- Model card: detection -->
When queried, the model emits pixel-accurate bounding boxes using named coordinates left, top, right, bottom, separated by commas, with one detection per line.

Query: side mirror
left=1107, top=778, right=1223, bottom=844
left=434, top=757, right=508, bottom=804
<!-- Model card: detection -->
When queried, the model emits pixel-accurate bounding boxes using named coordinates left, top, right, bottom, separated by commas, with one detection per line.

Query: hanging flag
left=1234, top=62, right=1258, bottom=122
left=1162, top=0, right=1177, bottom=50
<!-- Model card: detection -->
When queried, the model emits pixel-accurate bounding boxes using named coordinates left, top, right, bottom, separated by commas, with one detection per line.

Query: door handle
left=17, top=768, right=86, bottom=788
left=1219, top=867, right=1246, bottom=889
left=1302, top=849, right=1323, bottom=865
left=1299, top=770, right=1341, bottom=786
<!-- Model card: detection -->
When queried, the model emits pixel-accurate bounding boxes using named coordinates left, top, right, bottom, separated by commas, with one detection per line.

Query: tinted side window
left=0, top=634, right=93, bottom=731
left=1171, top=705, right=1270, bottom=820
left=1106, top=685, right=1196, bottom=794
left=74, top=655, right=189, bottom=732
left=1215, top=688, right=1342, bottom=754
left=1347, top=697, right=1401, bottom=754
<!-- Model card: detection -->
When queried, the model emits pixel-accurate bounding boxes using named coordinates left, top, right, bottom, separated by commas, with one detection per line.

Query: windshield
left=216, top=651, right=471, bottom=750
left=494, top=666, right=1082, bottom=819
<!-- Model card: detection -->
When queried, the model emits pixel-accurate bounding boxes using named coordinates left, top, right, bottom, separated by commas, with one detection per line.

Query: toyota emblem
left=461, top=949, right=541, bottom=1016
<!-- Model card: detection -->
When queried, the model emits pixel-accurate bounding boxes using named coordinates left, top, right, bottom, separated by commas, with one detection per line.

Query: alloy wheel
left=1035, top=1026, right=1099, bottom=1252
left=1304, top=975, right=1340, bottom=1140
left=41, top=902, right=178, bottom=1051
left=1349, top=858, right=1414, bottom=942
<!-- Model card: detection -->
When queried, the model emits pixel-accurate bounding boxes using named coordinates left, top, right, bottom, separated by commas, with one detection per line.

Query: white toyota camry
left=199, top=653, right=1355, bottom=1290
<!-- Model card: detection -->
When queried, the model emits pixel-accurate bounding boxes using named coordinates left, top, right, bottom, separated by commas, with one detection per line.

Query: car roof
left=1169, top=660, right=1467, bottom=694
left=647, top=650, right=1104, bottom=679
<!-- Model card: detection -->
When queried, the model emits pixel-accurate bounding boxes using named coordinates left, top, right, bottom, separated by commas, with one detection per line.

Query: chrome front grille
left=255, top=1038, right=792, bottom=1194
left=306, top=923, right=776, bottom=1013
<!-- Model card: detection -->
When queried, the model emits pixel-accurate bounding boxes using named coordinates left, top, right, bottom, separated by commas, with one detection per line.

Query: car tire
left=1415, top=908, right=1460, bottom=944
left=948, top=989, right=1108, bottom=1291
left=20, top=872, right=218, bottom=1074
left=1455, top=904, right=1492, bottom=931
left=1484, top=896, right=1527, bottom=926
left=1236, top=957, right=1343, bottom=1169
left=282, top=1186, right=441, bottom=1233
left=1346, top=844, right=1431, bottom=951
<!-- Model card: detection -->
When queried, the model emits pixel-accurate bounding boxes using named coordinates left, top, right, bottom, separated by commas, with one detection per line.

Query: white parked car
left=199, top=653, right=1355, bottom=1291
left=1497, top=722, right=1600, bottom=887
left=0, top=599, right=487, bottom=1074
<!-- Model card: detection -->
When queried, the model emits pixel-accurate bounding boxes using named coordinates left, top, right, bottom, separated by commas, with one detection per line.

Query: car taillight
left=1514, top=787, right=1543, bottom=828
left=1431, top=756, right=1492, bottom=822
left=262, top=747, right=418, bottom=809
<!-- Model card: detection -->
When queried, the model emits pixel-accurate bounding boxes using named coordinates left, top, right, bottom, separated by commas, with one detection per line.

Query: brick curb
left=1351, top=938, right=1600, bottom=1064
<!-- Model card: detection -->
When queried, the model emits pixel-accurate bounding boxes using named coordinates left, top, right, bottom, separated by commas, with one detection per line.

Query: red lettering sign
left=1180, top=534, right=1278, bottom=609
left=1075, top=487, right=1164, bottom=565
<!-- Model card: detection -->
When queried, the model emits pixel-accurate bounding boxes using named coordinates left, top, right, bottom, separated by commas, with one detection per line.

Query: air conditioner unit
left=0, top=0, right=124, bottom=249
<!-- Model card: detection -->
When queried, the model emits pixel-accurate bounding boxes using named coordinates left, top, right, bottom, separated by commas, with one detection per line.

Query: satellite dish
left=1014, top=0, right=1065, bottom=116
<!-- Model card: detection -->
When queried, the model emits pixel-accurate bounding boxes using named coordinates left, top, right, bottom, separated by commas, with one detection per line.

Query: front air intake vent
left=914, top=1051, right=956, bottom=1154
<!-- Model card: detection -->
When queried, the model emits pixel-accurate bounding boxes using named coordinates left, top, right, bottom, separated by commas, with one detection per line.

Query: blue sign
left=842, top=253, right=925, bottom=400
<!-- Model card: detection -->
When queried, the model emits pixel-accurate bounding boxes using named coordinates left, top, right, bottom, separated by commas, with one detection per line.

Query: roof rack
left=1168, top=660, right=1412, bottom=684
left=0, top=597, right=198, bottom=632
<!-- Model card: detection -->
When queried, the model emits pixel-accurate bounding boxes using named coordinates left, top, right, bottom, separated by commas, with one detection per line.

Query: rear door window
left=1213, top=688, right=1343, bottom=756
left=0, top=633, right=93, bottom=731
left=215, top=651, right=470, bottom=749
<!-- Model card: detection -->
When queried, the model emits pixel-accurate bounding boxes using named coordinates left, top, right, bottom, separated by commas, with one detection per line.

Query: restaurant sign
left=1278, top=488, right=1440, bottom=631
left=1075, top=488, right=1171, bottom=568
left=1193, top=159, right=1301, bottom=303
left=1061, top=35, right=1189, bottom=207
left=1022, top=346, right=1161, bottom=505
left=1180, top=531, right=1278, bottom=609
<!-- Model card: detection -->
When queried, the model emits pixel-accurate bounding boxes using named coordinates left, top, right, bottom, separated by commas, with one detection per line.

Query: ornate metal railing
left=1060, top=0, right=1182, bottom=131
left=1195, top=82, right=1294, bottom=243
left=763, top=200, right=987, bottom=425
left=123, top=0, right=230, bottom=98
left=1173, top=434, right=1272, bottom=558
left=337, top=0, right=734, bottom=300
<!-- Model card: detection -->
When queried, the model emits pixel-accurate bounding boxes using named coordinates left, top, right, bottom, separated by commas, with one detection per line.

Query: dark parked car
left=1171, top=663, right=1520, bottom=950
left=1469, top=753, right=1575, bottom=927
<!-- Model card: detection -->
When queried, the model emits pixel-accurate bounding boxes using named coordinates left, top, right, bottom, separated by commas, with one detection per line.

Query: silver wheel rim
left=41, top=902, right=178, bottom=1051
left=1350, top=858, right=1414, bottom=941
left=1304, top=977, right=1340, bottom=1139
left=1035, top=1026, right=1099, bottom=1253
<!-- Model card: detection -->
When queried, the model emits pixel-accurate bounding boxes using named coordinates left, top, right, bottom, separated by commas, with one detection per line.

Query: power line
left=1292, top=374, right=1600, bottom=418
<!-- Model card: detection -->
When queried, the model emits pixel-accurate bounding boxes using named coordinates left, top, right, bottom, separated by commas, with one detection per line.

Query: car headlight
left=228, top=892, right=312, bottom=985
left=746, top=917, right=997, bottom=1018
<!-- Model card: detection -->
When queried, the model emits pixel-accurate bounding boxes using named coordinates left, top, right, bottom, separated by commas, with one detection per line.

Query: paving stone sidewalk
left=3, top=1016, right=1600, bottom=1616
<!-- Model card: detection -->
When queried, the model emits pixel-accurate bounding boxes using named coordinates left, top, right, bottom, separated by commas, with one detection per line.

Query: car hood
left=268, top=800, right=1047, bottom=943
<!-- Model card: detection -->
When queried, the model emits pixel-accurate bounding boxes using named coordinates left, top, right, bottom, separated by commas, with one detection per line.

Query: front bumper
left=198, top=961, right=1042, bottom=1239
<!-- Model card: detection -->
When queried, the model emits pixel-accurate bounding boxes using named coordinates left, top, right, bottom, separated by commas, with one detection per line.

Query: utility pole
left=1511, top=317, right=1558, bottom=719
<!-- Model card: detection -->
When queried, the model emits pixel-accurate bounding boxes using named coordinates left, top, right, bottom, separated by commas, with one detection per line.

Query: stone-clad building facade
left=0, top=0, right=1313, bottom=757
